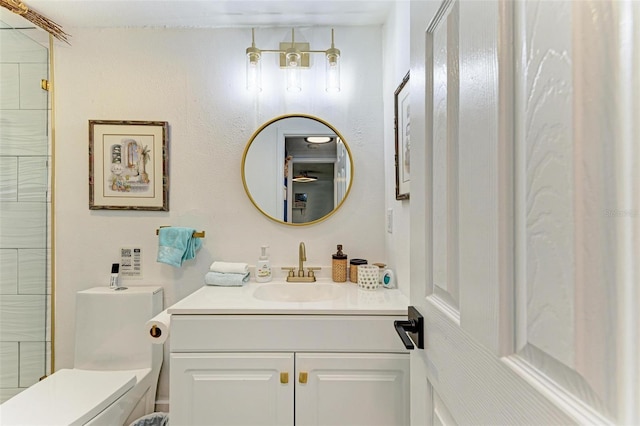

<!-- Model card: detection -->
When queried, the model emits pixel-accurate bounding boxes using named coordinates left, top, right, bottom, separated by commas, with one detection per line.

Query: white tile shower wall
left=0, top=342, right=19, bottom=387
left=0, top=250, right=18, bottom=294
left=0, top=295, right=47, bottom=341
left=18, top=63, right=48, bottom=109
left=0, top=157, right=18, bottom=200
left=18, top=341, right=50, bottom=387
left=18, top=157, right=50, bottom=202
left=18, top=249, right=51, bottom=294
left=0, top=63, right=19, bottom=109
left=0, top=110, right=48, bottom=156
left=0, top=28, right=48, bottom=63
left=0, top=28, right=51, bottom=403
left=0, top=203, right=47, bottom=248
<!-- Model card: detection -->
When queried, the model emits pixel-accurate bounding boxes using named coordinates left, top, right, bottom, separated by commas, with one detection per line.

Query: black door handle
left=394, top=320, right=417, bottom=349
left=394, top=306, right=424, bottom=350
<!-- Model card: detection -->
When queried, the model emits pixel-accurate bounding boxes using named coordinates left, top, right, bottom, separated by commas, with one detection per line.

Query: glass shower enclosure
left=0, top=20, right=52, bottom=403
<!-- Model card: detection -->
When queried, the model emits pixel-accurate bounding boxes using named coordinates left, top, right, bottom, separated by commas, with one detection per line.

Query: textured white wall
left=53, top=26, right=387, bottom=403
left=383, top=2, right=411, bottom=295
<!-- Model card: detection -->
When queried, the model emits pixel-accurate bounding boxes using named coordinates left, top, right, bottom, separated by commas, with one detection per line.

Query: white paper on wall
left=120, top=247, right=142, bottom=279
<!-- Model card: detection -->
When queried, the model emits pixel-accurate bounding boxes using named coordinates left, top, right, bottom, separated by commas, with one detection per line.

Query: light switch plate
left=387, top=208, right=393, bottom=233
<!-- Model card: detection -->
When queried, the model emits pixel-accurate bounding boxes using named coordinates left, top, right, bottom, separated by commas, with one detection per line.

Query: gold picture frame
left=394, top=71, right=410, bottom=200
left=89, top=120, right=169, bottom=211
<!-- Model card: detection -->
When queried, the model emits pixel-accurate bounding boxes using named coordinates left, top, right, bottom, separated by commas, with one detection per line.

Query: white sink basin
left=253, top=283, right=344, bottom=303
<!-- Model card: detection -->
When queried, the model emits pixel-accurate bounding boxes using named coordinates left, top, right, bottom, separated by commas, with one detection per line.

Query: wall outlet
left=387, top=208, right=393, bottom=234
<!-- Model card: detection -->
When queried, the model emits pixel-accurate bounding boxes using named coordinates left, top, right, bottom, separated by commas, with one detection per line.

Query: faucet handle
left=281, top=267, right=296, bottom=278
left=306, top=267, right=321, bottom=278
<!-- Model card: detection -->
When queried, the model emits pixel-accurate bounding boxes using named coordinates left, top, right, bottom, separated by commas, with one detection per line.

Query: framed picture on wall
left=394, top=71, right=410, bottom=200
left=89, top=120, right=169, bottom=211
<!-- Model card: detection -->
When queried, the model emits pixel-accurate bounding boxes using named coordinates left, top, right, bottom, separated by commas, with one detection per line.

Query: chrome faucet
left=282, top=241, right=320, bottom=282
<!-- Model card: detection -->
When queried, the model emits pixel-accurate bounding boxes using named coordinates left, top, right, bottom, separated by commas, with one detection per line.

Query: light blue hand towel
left=157, top=227, right=202, bottom=267
left=204, top=271, right=250, bottom=287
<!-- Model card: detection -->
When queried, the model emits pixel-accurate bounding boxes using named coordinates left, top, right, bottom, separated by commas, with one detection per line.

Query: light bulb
left=325, top=49, right=340, bottom=92
left=246, top=49, right=261, bottom=92
left=286, top=51, right=300, bottom=67
left=287, top=66, right=302, bottom=92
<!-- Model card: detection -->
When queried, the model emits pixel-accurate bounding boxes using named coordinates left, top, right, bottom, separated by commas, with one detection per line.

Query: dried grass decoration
left=0, top=0, right=70, bottom=43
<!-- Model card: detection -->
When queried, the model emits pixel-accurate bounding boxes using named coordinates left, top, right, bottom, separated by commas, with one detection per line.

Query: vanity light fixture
left=305, top=136, right=332, bottom=143
left=246, top=29, right=262, bottom=92
left=292, top=172, right=318, bottom=183
left=246, top=28, right=341, bottom=93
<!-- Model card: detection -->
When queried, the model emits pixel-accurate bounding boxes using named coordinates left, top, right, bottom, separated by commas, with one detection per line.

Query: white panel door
left=295, top=353, right=409, bottom=426
left=170, top=352, right=294, bottom=425
left=409, top=0, right=639, bottom=424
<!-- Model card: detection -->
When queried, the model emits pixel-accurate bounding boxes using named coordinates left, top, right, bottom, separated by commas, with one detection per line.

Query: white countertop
left=167, top=279, right=409, bottom=315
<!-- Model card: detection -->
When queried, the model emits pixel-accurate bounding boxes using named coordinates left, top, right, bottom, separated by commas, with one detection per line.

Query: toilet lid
left=0, top=369, right=136, bottom=426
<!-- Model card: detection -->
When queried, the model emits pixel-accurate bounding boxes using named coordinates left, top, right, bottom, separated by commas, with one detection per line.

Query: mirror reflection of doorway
left=288, top=162, right=335, bottom=223
left=284, top=135, right=337, bottom=223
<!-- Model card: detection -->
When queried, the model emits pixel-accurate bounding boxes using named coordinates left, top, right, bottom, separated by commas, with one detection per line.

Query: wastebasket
left=129, top=412, right=169, bottom=426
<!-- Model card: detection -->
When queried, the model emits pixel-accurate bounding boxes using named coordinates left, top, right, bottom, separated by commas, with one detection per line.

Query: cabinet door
left=170, top=352, right=294, bottom=426
left=295, top=353, right=410, bottom=426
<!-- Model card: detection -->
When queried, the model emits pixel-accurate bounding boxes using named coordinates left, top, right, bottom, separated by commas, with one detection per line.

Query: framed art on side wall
left=394, top=71, right=410, bottom=200
left=89, top=120, right=169, bottom=211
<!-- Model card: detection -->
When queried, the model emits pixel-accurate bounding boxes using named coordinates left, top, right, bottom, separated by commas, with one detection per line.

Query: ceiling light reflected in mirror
left=292, top=172, right=318, bottom=183
left=305, top=136, right=332, bottom=143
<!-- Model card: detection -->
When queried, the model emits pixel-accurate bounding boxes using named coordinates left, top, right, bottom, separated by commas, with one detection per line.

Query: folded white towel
left=209, top=261, right=249, bottom=274
left=204, top=271, right=250, bottom=287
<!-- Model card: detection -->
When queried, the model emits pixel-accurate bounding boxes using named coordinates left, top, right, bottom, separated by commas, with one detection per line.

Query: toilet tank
left=74, top=286, right=163, bottom=370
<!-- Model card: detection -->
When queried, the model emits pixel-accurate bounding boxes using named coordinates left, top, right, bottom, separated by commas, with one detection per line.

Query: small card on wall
left=120, top=247, right=142, bottom=279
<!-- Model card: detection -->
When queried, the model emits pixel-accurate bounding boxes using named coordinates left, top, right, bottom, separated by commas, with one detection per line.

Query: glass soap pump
left=332, top=244, right=347, bottom=282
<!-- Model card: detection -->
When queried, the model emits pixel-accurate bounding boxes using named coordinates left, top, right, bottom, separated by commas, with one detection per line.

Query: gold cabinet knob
left=280, top=372, right=289, bottom=384
left=299, top=372, right=308, bottom=384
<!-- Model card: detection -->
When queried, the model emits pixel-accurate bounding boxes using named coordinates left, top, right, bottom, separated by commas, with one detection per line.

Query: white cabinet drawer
left=170, top=315, right=408, bottom=353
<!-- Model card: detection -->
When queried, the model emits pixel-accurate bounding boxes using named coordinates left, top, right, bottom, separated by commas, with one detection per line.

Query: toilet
left=0, top=286, right=163, bottom=426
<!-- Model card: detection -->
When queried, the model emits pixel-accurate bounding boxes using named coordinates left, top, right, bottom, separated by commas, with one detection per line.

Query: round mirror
left=242, top=114, right=353, bottom=225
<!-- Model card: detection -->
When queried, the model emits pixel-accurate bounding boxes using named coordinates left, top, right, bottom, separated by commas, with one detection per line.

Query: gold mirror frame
left=241, top=114, right=354, bottom=226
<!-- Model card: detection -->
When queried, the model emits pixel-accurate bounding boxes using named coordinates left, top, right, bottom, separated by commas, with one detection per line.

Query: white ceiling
left=0, top=0, right=396, bottom=31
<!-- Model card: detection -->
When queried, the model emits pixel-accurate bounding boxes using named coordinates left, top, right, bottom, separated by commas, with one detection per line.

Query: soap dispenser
left=256, top=245, right=272, bottom=282
left=332, top=244, right=347, bottom=282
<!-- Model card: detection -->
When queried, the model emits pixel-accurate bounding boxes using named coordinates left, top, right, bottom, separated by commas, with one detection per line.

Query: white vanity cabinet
left=294, top=352, right=409, bottom=426
left=169, top=314, right=410, bottom=426
left=171, top=352, right=294, bottom=425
